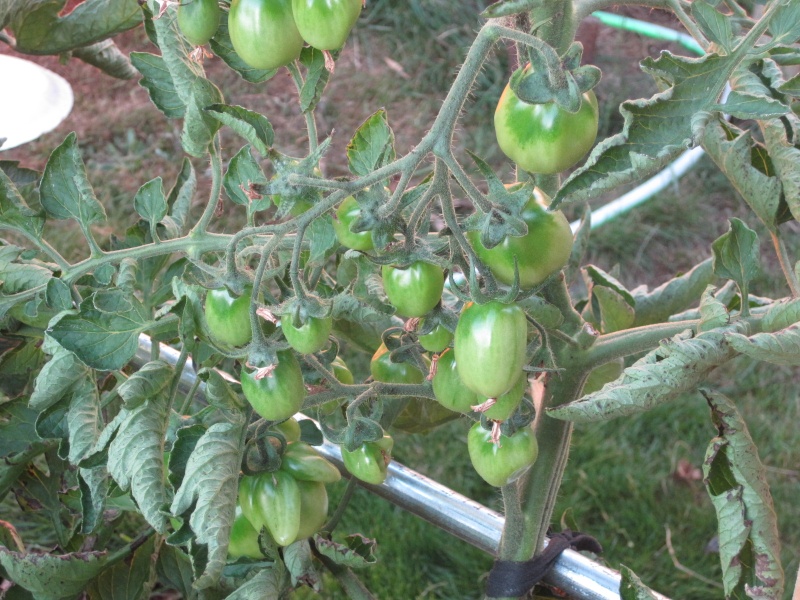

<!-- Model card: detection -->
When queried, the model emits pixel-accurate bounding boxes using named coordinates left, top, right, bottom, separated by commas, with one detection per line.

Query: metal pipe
left=136, top=336, right=669, bottom=600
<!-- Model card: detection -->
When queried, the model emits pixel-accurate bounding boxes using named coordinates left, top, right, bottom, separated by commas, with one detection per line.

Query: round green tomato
left=280, top=442, right=341, bottom=483
left=418, top=321, right=453, bottom=353
left=295, top=479, right=329, bottom=539
left=370, top=344, right=425, bottom=385
left=382, top=262, right=444, bottom=318
left=292, top=0, right=362, bottom=50
left=241, top=350, right=306, bottom=421
left=177, top=0, right=221, bottom=46
left=282, top=314, right=332, bottom=354
left=468, top=423, right=538, bottom=487
left=431, top=349, right=478, bottom=414
left=582, top=358, right=624, bottom=395
left=479, top=372, right=525, bottom=421
left=274, top=417, right=301, bottom=443
left=454, top=301, right=527, bottom=398
left=205, top=287, right=252, bottom=347
left=333, top=196, right=374, bottom=252
left=467, top=188, right=573, bottom=289
left=228, top=0, right=304, bottom=70
left=341, top=435, right=393, bottom=485
left=228, top=505, right=263, bottom=559
left=495, top=76, right=599, bottom=174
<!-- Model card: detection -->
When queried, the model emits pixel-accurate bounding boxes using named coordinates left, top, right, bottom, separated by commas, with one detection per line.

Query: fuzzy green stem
left=770, top=230, right=800, bottom=298
left=190, top=140, right=224, bottom=235
left=288, top=61, right=319, bottom=153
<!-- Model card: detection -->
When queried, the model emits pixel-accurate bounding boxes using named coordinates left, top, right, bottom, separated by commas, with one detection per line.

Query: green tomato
left=177, top=0, right=221, bottom=46
left=274, top=417, right=302, bottom=443
left=241, top=350, right=306, bottom=421
left=467, top=423, right=538, bottom=487
left=333, top=196, right=374, bottom=252
left=280, top=442, right=342, bottom=483
left=370, top=344, right=425, bottom=385
left=295, top=479, right=329, bottom=539
left=382, top=261, right=444, bottom=318
left=331, top=356, right=354, bottom=385
left=467, top=188, right=573, bottom=289
left=282, top=314, right=332, bottom=354
left=431, top=349, right=478, bottom=414
left=247, top=470, right=302, bottom=546
left=418, top=322, right=453, bottom=353
left=292, top=0, right=362, bottom=50
left=582, top=358, right=624, bottom=395
left=228, top=0, right=304, bottom=70
left=479, top=372, right=525, bottom=421
left=205, top=287, right=252, bottom=347
left=341, top=435, right=393, bottom=485
left=454, top=301, right=527, bottom=398
left=228, top=505, right=263, bottom=559
left=495, top=73, right=599, bottom=174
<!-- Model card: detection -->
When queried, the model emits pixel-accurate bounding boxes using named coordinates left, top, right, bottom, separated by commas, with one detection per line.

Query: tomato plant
left=495, top=73, right=599, bottom=174
left=292, top=0, right=362, bottom=50
left=281, top=314, right=332, bottom=354
left=382, top=261, right=444, bottom=318
left=240, top=350, right=306, bottom=421
left=467, top=423, right=538, bottom=487
left=228, top=0, right=304, bottom=70
left=341, top=435, right=394, bottom=485
left=177, top=0, right=221, bottom=46
left=333, top=195, right=374, bottom=251
left=204, top=287, right=252, bottom=347
left=454, top=301, right=528, bottom=398
left=467, top=187, right=574, bottom=288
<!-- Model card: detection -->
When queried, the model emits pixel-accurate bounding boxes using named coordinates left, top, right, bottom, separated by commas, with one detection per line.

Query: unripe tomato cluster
left=177, top=0, right=363, bottom=70
left=235, top=433, right=341, bottom=550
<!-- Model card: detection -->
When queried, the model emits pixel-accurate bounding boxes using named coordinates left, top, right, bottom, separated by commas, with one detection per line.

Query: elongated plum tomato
left=228, top=0, right=304, bottom=71
left=382, top=261, right=444, bottom=318
left=495, top=72, right=598, bottom=174
left=341, top=435, right=393, bottom=485
left=431, top=349, right=479, bottom=414
left=454, top=301, right=527, bottom=398
left=240, top=350, right=305, bottom=421
left=468, top=423, right=538, bottom=487
left=333, top=196, right=373, bottom=251
left=177, top=0, right=221, bottom=46
left=204, top=287, right=252, bottom=347
left=241, top=471, right=301, bottom=546
left=479, top=372, right=525, bottom=421
left=279, top=442, right=342, bottom=484
left=228, top=505, right=262, bottom=559
left=292, top=0, right=362, bottom=50
left=467, top=187, right=573, bottom=289
left=281, top=314, right=332, bottom=354
left=418, top=322, right=453, bottom=353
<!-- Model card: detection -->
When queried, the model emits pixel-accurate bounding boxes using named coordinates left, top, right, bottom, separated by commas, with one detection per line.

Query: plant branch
left=770, top=230, right=800, bottom=298
left=288, top=61, right=319, bottom=153
left=190, top=139, right=224, bottom=235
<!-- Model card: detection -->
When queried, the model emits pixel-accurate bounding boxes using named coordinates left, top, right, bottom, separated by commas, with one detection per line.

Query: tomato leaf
left=702, top=390, right=784, bottom=599
left=762, top=297, right=800, bottom=332
left=168, top=424, right=206, bottom=490
left=155, top=546, right=198, bottom=600
left=47, top=294, right=154, bottom=372
left=130, top=52, right=186, bottom=119
left=117, top=360, right=173, bottom=410
left=78, top=465, right=108, bottom=534
left=619, top=565, right=660, bottom=599
left=314, top=534, right=378, bottom=569
left=30, top=343, right=88, bottom=412
left=166, top=158, right=196, bottom=232
left=67, top=376, right=102, bottom=465
left=762, top=117, right=800, bottom=224
left=205, top=104, right=274, bottom=156
left=711, top=219, right=760, bottom=312
left=0, top=399, right=39, bottom=458
left=283, top=539, right=321, bottom=590
left=224, top=145, right=270, bottom=210
left=307, top=215, right=338, bottom=267
left=107, top=393, right=170, bottom=533
left=690, top=1, right=734, bottom=53
left=549, top=326, right=741, bottom=423
left=0, top=168, right=45, bottom=240
left=170, top=417, right=246, bottom=589
left=631, top=258, right=715, bottom=326
left=181, top=78, right=224, bottom=158
left=697, top=285, right=729, bottom=333
left=0, top=547, right=111, bottom=600
left=225, top=564, right=289, bottom=599
left=134, top=177, right=168, bottom=233
left=8, top=0, right=141, bottom=55
left=299, top=47, right=335, bottom=114
left=40, top=132, right=107, bottom=227
left=347, top=109, right=397, bottom=177
left=209, top=17, right=276, bottom=84
left=85, top=535, right=159, bottom=600
left=727, top=322, right=800, bottom=366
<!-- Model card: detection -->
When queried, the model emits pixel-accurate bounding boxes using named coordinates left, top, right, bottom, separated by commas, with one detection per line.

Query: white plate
left=0, top=54, right=74, bottom=151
